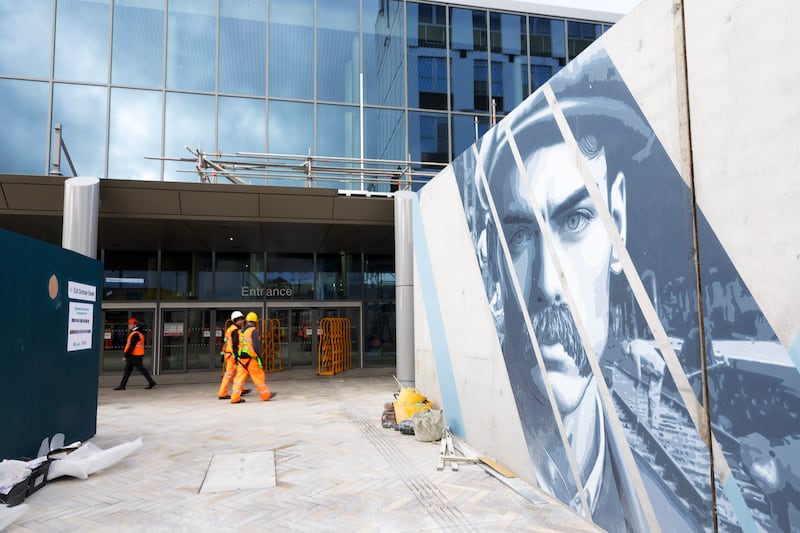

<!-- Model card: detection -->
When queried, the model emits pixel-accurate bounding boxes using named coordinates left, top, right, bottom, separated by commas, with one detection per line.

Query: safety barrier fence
left=317, top=317, right=351, bottom=376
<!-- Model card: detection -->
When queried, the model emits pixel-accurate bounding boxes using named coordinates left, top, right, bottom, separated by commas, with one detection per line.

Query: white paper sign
left=68, top=281, right=97, bottom=302
left=67, top=301, right=94, bottom=351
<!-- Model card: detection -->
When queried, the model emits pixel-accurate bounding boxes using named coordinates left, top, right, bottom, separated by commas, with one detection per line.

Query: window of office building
left=112, top=0, right=164, bottom=87
left=567, top=21, right=601, bottom=60
left=409, top=111, right=449, bottom=166
left=163, top=92, right=215, bottom=181
left=216, top=252, right=265, bottom=300
left=451, top=113, right=490, bottom=160
left=363, top=0, right=404, bottom=107
left=267, top=100, right=313, bottom=187
left=218, top=96, right=266, bottom=163
left=0, top=0, right=53, bottom=78
left=364, top=107, right=405, bottom=192
left=316, top=253, right=361, bottom=300
left=108, top=88, right=163, bottom=180
left=161, top=252, right=212, bottom=300
left=220, top=0, right=266, bottom=97
left=407, top=2, right=447, bottom=110
left=166, top=0, right=216, bottom=92
left=103, top=250, right=159, bottom=301
left=364, top=254, right=395, bottom=300
left=269, top=0, right=313, bottom=100
left=317, top=0, right=360, bottom=104
left=490, top=12, right=527, bottom=111
left=450, top=7, right=488, bottom=114
left=416, top=56, right=448, bottom=110
left=52, top=83, right=107, bottom=177
left=530, top=17, right=566, bottom=91
left=0, top=79, right=49, bottom=175
left=267, top=253, right=314, bottom=300
left=317, top=104, right=361, bottom=189
left=54, top=0, right=109, bottom=84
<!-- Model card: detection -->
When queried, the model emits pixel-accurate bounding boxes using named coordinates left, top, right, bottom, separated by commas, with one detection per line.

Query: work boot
left=231, top=398, right=246, bottom=404
left=218, top=395, right=231, bottom=400
left=267, top=392, right=277, bottom=401
left=145, top=382, right=157, bottom=390
left=242, top=389, right=252, bottom=395
left=113, top=386, right=125, bottom=391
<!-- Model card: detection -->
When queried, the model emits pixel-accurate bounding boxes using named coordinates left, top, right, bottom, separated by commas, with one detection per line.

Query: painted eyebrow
left=549, top=187, right=591, bottom=222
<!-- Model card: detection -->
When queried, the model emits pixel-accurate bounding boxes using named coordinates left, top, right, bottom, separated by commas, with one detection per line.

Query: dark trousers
left=120, top=355, right=156, bottom=387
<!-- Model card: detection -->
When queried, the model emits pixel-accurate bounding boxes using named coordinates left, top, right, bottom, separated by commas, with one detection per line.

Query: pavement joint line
left=341, top=404, right=479, bottom=533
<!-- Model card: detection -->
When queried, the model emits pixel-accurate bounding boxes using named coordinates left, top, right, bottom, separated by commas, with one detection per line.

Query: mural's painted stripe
left=473, top=140, right=592, bottom=519
left=410, top=193, right=465, bottom=438
left=790, top=329, right=800, bottom=375
left=543, top=82, right=760, bottom=531
left=722, top=476, right=759, bottom=533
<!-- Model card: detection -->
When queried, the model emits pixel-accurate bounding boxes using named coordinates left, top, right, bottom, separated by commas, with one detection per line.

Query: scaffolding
left=150, top=147, right=447, bottom=193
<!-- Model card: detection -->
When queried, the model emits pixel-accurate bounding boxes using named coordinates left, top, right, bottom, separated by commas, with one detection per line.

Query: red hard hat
left=128, top=317, right=139, bottom=324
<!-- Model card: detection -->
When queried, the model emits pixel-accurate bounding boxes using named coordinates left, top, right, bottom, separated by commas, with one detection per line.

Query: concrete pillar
left=394, top=191, right=415, bottom=388
left=62, top=177, right=100, bottom=259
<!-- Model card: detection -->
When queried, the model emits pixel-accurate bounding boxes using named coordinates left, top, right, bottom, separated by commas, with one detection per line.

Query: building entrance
left=268, top=304, right=360, bottom=370
left=102, top=308, right=156, bottom=374
left=159, top=306, right=250, bottom=373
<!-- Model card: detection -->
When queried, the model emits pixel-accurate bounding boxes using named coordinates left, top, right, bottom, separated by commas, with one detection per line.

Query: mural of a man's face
left=499, top=137, right=626, bottom=414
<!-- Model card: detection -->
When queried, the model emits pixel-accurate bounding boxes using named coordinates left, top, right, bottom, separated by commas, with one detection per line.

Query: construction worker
left=217, top=311, right=245, bottom=400
left=114, top=317, right=157, bottom=390
left=230, top=312, right=276, bottom=404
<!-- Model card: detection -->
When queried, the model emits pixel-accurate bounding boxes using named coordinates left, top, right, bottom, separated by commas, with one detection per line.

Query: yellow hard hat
left=245, top=312, right=258, bottom=322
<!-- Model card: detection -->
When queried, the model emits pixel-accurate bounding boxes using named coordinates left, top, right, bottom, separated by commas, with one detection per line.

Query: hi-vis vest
left=238, top=326, right=256, bottom=358
left=125, top=329, right=145, bottom=356
left=223, top=323, right=238, bottom=356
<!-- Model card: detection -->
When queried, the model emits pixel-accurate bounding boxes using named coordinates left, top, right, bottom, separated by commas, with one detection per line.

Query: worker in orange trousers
left=231, top=312, right=276, bottom=404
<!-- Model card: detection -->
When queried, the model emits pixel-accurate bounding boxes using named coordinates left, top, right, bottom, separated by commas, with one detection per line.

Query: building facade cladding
left=0, top=0, right=612, bottom=186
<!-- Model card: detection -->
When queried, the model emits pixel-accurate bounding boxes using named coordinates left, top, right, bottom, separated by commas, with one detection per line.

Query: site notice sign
left=67, top=280, right=96, bottom=351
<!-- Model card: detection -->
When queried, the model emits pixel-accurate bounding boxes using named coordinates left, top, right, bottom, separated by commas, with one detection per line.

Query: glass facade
left=0, top=0, right=610, bottom=186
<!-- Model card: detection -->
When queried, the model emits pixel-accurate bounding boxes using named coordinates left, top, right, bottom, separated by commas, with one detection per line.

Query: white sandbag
left=47, top=438, right=142, bottom=481
left=412, top=409, right=444, bottom=442
left=0, top=461, right=28, bottom=495
left=0, top=503, right=29, bottom=531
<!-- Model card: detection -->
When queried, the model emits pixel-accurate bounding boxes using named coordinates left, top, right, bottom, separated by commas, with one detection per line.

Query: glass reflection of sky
left=53, top=83, right=107, bottom=177
left=164, top=92, right=214, bottom=182
left=112, top=0, right=164, bottom=87
left=0, top=79, right=49, bottom=174
left=108, top=88, right=162, bottom=181
left=0, top=0, right=52, bottom=78
left=167, top=0, right=215, bottom=92
left=220, top=0, right=266, bottom=96
left=55, top=0, right=109, bottom=84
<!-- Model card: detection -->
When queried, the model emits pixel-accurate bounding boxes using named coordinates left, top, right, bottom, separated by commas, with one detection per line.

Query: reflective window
left=364, top=301, right=395, bottom=366
left=317, top=104, right=361, bottom=190
left=218, top=96, right=266, bottom=160
left=269, top=0, right=313, bottom=100
left=268, top=99, right=313, bottom=186
left=316, top=253, right=361, bottom=300
left=164, top=92, right=215, bottom=181
left=317, top=0, right=359, bottom=104
left=567, top=21, right=601, bottom=59
left=161, top=252, right=212, bottom=300
left=103, top=250, right=159, bottom=300
left=0, top=79, right=49, bottom=174
left=490, top=12, right=526, bottom=111
left=363, top=0, right=404, bottom=107
left=108, top=88, right=162, bottom=180
left=450, top=7, right=488, bottom=114
left=530, top=17, right=566, bottom=92
left=267, top=253, right=314, bottom=299
left=52, top=84, right=107, bottom=177
left=407, top=2, right=447, bottom=110
left=0, top=0, right=52, bottom=78
left=409, top=110, right=448, bottom=164
left=220, top=0, right=266, bottom=96
left=452, top=114, right=490, bottom=161
left=166, top=0, right=216, bottom=92
left=365, top=107, right=405, bottom=192
left=112, top=0, right=164, bottom=87
left=54, top=0, right=110, bottom=83
left=215, top=252, right=265, bottom=300
left=364, top=254, right=395, bottom=299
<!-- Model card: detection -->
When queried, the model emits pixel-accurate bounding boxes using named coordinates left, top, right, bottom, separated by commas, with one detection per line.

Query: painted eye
left=560, top=210, right=593, bottom=238
left=507, top=228, right=531, bottom=257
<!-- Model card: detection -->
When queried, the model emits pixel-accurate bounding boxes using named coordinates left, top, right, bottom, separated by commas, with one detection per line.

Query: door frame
left=101, top=302, right=157, bottom=374
left=267, top=301, right=362, bottom=369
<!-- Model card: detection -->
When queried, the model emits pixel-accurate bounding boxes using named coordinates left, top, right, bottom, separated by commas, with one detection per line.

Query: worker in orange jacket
left=114, top=317, right=157, bottom=390
left=230, top=312, right=276, bottom=404
left=217, top=311, right=246, bottom=400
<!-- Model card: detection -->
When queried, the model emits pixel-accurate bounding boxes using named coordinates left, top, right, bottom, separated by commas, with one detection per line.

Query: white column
left=394, top=191, right=415, bottom=387
left=62, top=177, right=100, bottom=259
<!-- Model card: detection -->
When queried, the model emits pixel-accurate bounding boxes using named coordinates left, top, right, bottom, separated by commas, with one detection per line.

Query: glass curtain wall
left=0, top=1, right=608, bottom=180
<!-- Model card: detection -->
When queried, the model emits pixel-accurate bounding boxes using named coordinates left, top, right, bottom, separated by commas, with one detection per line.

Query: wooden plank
left=478, top=456, right=517, bottom=478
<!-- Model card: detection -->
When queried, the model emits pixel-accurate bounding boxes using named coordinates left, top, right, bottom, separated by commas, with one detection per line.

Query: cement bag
left=412, top=409, right=444, bottom=442
left=0, top=503, right=29, bottom=531
left=48, top=438, right=142, bottom=480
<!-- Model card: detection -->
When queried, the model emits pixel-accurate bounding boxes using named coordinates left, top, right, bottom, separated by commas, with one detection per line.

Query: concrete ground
left=4, top=368, right=601, bottom=532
